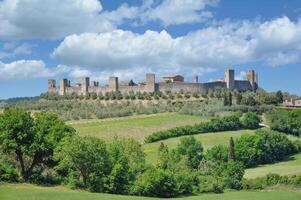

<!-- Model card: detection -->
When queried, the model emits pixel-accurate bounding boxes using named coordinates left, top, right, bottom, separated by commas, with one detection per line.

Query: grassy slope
left=69, top=113, right=204, bottom=142
left=144, top=130, right=255, bottom=163
left=1, top=184, right=301, bottom=200
left=245, top=152, right=301, bottom=178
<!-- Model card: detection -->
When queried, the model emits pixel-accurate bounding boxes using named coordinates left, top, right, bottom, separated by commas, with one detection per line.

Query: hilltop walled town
left=48, top=69, right=258, bottom=96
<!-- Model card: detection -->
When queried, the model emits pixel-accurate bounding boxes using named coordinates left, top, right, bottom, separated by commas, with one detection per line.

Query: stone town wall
left=47, top=69, right=258, bottom=96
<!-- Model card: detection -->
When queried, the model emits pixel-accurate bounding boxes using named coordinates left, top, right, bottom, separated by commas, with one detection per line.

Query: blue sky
left=0, top=0, right=301, bottom=99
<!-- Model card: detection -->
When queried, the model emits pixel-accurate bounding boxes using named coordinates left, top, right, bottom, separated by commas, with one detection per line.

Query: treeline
left=266, top=109, right=301, bottom=136
left=11, top=98, right=274, bottom=121
left=0, top=108, right=301, bottom=197
left=145, top=112, right=261, bottom=143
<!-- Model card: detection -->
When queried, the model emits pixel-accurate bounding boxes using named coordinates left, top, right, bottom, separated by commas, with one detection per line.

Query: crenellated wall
left=48, top=69, right=258, bottom=96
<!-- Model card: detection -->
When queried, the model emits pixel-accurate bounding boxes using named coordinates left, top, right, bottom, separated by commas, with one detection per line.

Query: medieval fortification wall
left=48, top=69, right=258, bottom=96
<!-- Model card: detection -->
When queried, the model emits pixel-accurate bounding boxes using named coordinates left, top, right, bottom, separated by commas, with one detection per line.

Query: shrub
left=266, top=109, right=301, bottom=136
left=198, top=175, right=223, bottom=193
left=235, top=129, right=295, bottom=167
left=132, top=168, right=178, bottom=197
left=145, top=115, right=242, bottom=143
left=241, top=112, right=261, bottom=129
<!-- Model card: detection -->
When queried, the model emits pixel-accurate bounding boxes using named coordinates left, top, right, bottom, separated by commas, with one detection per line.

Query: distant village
left=48, top=69, right=258, bottom=96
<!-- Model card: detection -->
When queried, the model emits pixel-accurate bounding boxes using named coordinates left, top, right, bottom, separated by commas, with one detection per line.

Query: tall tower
left=81, top=77, right=90, bottom=96
left=194, top=75, right=199, bottom=83
left=59, top=78, right=68, bottom=95
left=109, top=76, right=119, bottom=91
left=48, top=79, right=56, bottom=92
left=246, top=69, right=257, bottom=91
left=146, top=73, right=155, bottom=92
left=224, top=69, right=235, bottom=90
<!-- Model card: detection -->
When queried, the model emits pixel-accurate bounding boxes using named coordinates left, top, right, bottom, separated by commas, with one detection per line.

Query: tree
left=132, top=167, right=178, bottom=197
left=241, top=112, right=261, bottom=129
left=205, top=145, right=228, bottom=163
left=229, top=137, right=235, bottom=161
left=128, top=80, right=136, bottom=86
left=276, top=90, right=284, bottom=104
left=228, top=92, right=233, bottom=106
left=0, top=109, right=74, bottom=181
left=236, top=93, right=242, bottom=105
left=157, top=142, right=169, bottom=169
left=223, top=93, right=229, bottom=106
left=55, top=136, right=110, bottom=192
left=175, top=136, right=203, bottom=169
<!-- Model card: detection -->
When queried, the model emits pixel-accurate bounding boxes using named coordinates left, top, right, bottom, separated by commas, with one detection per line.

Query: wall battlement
left=48, top=69, right=258, bottom=95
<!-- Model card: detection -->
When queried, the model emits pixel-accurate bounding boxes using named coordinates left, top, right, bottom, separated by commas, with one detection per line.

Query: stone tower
left=224, top=69, right=235, bottom=90
left=194, top=75, right=199, bottom=83
left=59, top=78, right=68, bottom=95
left=48, top=79, right=56, bottom=91
left=81, top=77, right=90, bottom=96
left=146, top=73, right=155, bottom=92
left=109, top=76, right=119, bottom=91
left=246, top=70, right=257, bottom=91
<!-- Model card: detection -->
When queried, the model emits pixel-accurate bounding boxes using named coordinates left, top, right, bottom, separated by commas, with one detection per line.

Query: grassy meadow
left=1, top=184, right=301, bottom=200
left=69, top=113, right=204, bottom=142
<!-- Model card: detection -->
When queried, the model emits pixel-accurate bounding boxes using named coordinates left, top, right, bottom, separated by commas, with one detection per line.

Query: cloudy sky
left=0, top=0, right=301, bottom=99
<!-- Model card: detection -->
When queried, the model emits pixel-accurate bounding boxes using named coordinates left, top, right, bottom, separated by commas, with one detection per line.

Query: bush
left=198, top=175, right=223, bottom=193
left=145, top=115, right=242, bottom=143
left=235, top=129, right=295, bottom=167
left=266, top=109, right=301, bottom=136
left=0, top=161, right=18, bottom=183
left=241, top=112, right=261, bottom=129
left=132, top=168, right=178, bottom=197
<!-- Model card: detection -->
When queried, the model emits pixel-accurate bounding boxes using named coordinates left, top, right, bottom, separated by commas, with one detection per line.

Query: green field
left=1, top=184, right=301, bottom=200
left=69, top=113, right=204, bottom=142
left=144, top=129, right=255, bottom=163
left=245, top=152, right=301, bottom=178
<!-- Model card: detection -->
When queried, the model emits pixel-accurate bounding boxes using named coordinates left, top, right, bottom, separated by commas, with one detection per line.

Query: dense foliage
left=0, top=108, right=75, bottom=181
left=145, top=113, right=261, bottom=143
left=235, top=129, right=297, bottom=167
left=266, top=109, right=301, bottom=136
left=1, top=108, right=301, bottom=198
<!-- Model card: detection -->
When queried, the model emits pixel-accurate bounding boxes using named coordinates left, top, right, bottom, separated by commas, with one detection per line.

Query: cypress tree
left=229, top=137, right=235, bottom=161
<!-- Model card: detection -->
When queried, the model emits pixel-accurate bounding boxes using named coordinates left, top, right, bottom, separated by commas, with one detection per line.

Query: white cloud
left=0, top=60, right=67, bottom=80
left=52, top=16, right=301, bottom=79
left=0, top=0, right=220, bottom=39
left=141, top=0, right=219, bottom=26
left=0, top=43, right=35, bottom=59
left=0, top=0, right=139, bottom=39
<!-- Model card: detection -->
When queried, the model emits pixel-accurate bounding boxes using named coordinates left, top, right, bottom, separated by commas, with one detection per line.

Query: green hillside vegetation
left=144, top=130, right=255, bottom=163
left=70, top=113, right=204, bottom=142
left=1, top=184, right=301, bottom=200
left=1, top=107, right=301, bottom=198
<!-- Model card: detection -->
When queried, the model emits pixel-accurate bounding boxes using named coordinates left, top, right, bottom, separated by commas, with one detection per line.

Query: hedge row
left=145, top=115, right=243, bottom=143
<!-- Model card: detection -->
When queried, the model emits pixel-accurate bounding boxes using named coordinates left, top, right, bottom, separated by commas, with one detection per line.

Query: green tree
left=236, top=93, right=242, bottom=105
left=275, top=90, right=284, bottom=104
left=229, top=137, right=235, bottom=161
left=229, top=92, right=232, bottom=106
left=0, top=109, right=74, bottom=181
left=55, top=136, right=110, bottom=192
left=128, top=80, right=136, bottom=86
left=132, top=167, right=178, bottom=197
left=175, top=136, right=203, bottom=169
left=241, top=112, right=261, bottom=129
left=157, top=142, right=169, bottom=169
